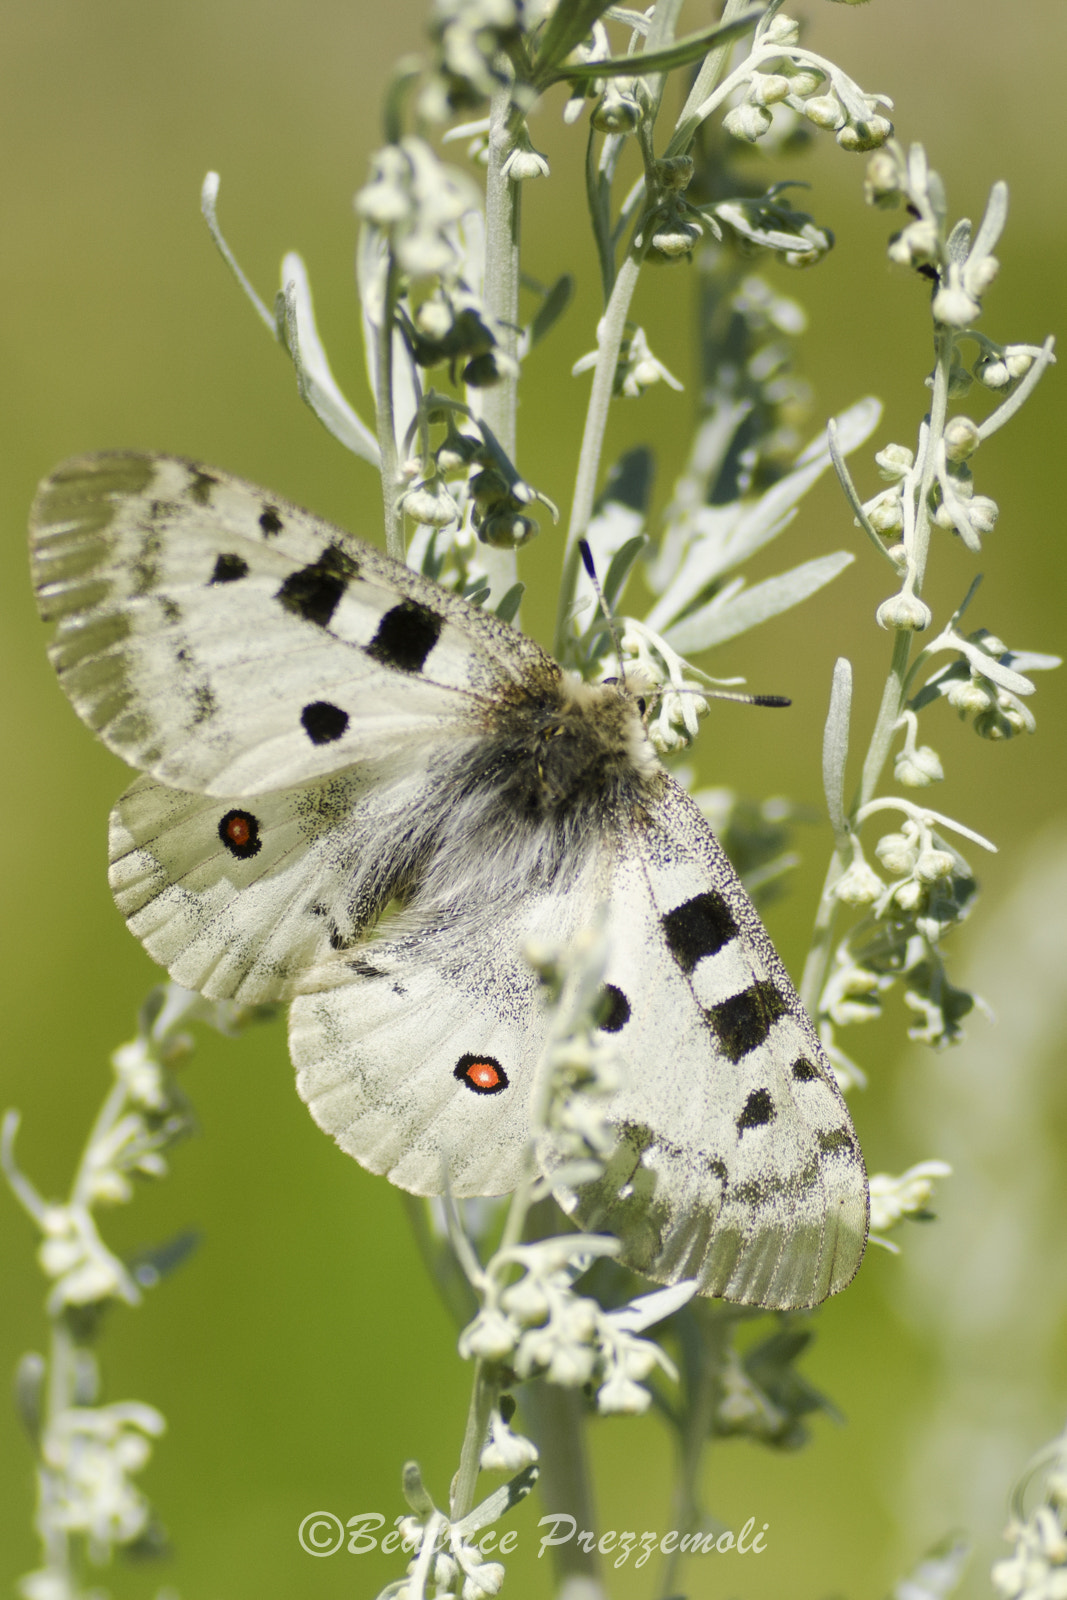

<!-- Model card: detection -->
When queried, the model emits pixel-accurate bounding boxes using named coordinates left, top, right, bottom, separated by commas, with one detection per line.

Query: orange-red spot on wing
left=226, top=815, right=251, bottom=847
left=454, top=1053, right=509, bottom=1095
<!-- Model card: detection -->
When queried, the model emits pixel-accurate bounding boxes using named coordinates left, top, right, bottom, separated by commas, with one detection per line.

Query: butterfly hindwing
left=289, top=774, right=866, bottom=1308
left=551, top=776, right=868, bottom=1307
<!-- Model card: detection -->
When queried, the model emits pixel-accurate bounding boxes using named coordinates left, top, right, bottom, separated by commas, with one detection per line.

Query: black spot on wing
left=707, top=980, right=789, bottom=1063
left=350, top=956, right=386, bottom=978
left=210, top=553, right=249, bottom=585
left=662, top=891, right=738, bottom=974
left=276, top=544, right=359, bottom=628
left=259, top=505, right=283, bottom=537
left=301, top=700, right=349, bottom=745
left=818, top=1127, right=857, bottom=1157
left=191, top=682, right=217, bottom=724
left=598, top=984, right=631, bottom=1033
left=189, top=470, right=219, bottom=506
left=366, top=600, right=443, bottom=673
left=218, top=809, right=261, bottom=859
left=737, top=1088, right=775, bottom=1131
left=792, top=1057, right=821, bottom=1082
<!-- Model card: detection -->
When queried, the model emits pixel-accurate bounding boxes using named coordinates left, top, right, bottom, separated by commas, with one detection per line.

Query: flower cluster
left=720, top=13, right=892, bottom=153
left=867, top=1160, right=952, bottom=1253
left=993, top=1423, right=1067, bottom=1600
left=460, top=1238, right=683, bottom=1421
left=5, top=987, right=271, bottom=1596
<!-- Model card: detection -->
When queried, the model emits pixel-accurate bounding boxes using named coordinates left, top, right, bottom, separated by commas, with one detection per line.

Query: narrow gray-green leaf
left=603, top=533, right=647, bottom=609
left=494, top=582, right=526, bottom=625
left=452, top=1465, right=540, bottom=1539
left=527, top=275, right=574, bottom=351
left=663, top=551, right=854, bottom=655
left=823, top=658, right=852, bottom=847
left=546, top=10, right=763, bottom=85
left=281, top=257, right=380, bottom=466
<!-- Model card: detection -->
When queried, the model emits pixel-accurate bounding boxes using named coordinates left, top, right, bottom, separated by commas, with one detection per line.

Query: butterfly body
left=31, top=452, right=868, bottom=1308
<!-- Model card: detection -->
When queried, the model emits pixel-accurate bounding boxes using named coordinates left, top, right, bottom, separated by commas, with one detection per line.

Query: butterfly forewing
left=30, top=451, right=868, bottom=1310
left=30, top=453, right=551, bottom=795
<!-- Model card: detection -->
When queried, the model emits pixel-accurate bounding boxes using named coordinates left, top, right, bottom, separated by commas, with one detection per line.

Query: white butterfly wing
left=109, top=758, right=441, bottom=1001
left=289, top=773, right=866, bottom=1308
left=552, top=776, right=868, bottom=1308
left=30, top=453, right=553, bottom=796
left=290, top=878, right=600, bottom=1198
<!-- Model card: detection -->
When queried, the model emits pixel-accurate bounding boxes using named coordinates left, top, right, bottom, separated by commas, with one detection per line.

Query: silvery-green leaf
left=606, top=1280, right=697, bottom=1333
left=280, top=255, right=380, bottom=466
left=823, top=658, right=852, bottom=845
left=452, top=1465, right=539, bottom=1539
left=646, top=400, right=878, bottom=632
left=663, top=551, right=854, bottom=656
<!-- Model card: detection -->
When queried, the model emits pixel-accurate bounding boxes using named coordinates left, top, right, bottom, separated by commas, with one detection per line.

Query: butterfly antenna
left=708, top=689, right=792, bottom=709
left=578, top=539, right=627, bottom=681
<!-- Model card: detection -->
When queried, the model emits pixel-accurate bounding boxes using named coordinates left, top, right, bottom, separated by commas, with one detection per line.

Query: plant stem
left=374, top=253, right=404, bottom=561
left=554, top=250, right=643, bottom=658
left=452, top=1360, right=497, bottom=1521
left=475, top=83, right=520, bottom=605
left=521, top=1383, right=607, bottom=1599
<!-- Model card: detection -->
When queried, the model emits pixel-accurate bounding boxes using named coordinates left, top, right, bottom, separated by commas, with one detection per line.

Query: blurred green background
left=2, top=3, right=1064, bottom=1596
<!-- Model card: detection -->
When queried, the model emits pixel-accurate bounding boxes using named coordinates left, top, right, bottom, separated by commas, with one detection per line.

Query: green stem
left=657, top=1312, right=729, bottom=1599
left=670, top=0, right=752, bottom=152
left=858, top=629, right=913, bottom=809
left=553, top=249, right=643, bottom=658
left=374, top=253, right=404, bottom=561
left=521, top=1383, right=607, bottom=1599
left=475, top=84, right=520, bottom=605
left=452, top=1360, right=498, bottom=1522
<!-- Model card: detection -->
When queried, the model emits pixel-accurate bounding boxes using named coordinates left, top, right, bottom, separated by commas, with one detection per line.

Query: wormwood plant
left=6, top=2, right=1058, bottom=1598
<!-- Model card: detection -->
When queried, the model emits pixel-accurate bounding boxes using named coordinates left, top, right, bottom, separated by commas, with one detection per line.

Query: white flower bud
left=943, top=416, right=980, bottom=461
left=932, top=283, right=981, bottom=328
left=803, top=93, right=844, bottom=130
left=915, top=848, right=955, bottom=883
left=1005, top=349, right=1034, bottom=379
left=837, top=116, right=893, bottom=152
left=834, top=859, right=885, bottom=906
left=975, top=354, right=1010, bottom=390
left=765, top=15, right=800, bottom=43
left=946, top=678, right=993, bottom=714
left=462, top=1561, right=505, bottom=1600
left=876, top=591, right=932, bottom=632
left=501, top=146, right=550, bottom=182
left=723, top=102, right=773, bottom=143
left=876, top=830, right=919, bottom=875
left=875, top=442, right=914, bottom=480
left=398, top=479, right=460, bottom=527
left=459, top=1308, right=518, bottom=1361
left=545, top=1342, right=597, bottom=1387
left=965, top=255, right=999, bottom=295
left=888, top=219, right=938, bottom=267
left=864, top=488, right=904, bottom=534
left=597, top=1375, right=652, bottom=1415
left=967, top=495, right=998, bottom=535
left=783, top=68, right=824, bottom=99
left=893, top=878, right=924, bottom=912
left=748, top=73, right=792, bottom=107
left=865, top=149, right=902, bottom=205
left=894, top=745, right=944, bottom=787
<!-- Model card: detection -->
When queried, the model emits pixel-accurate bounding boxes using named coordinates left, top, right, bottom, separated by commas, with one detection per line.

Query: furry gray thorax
left=346, top=676, right=663, bottom=946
